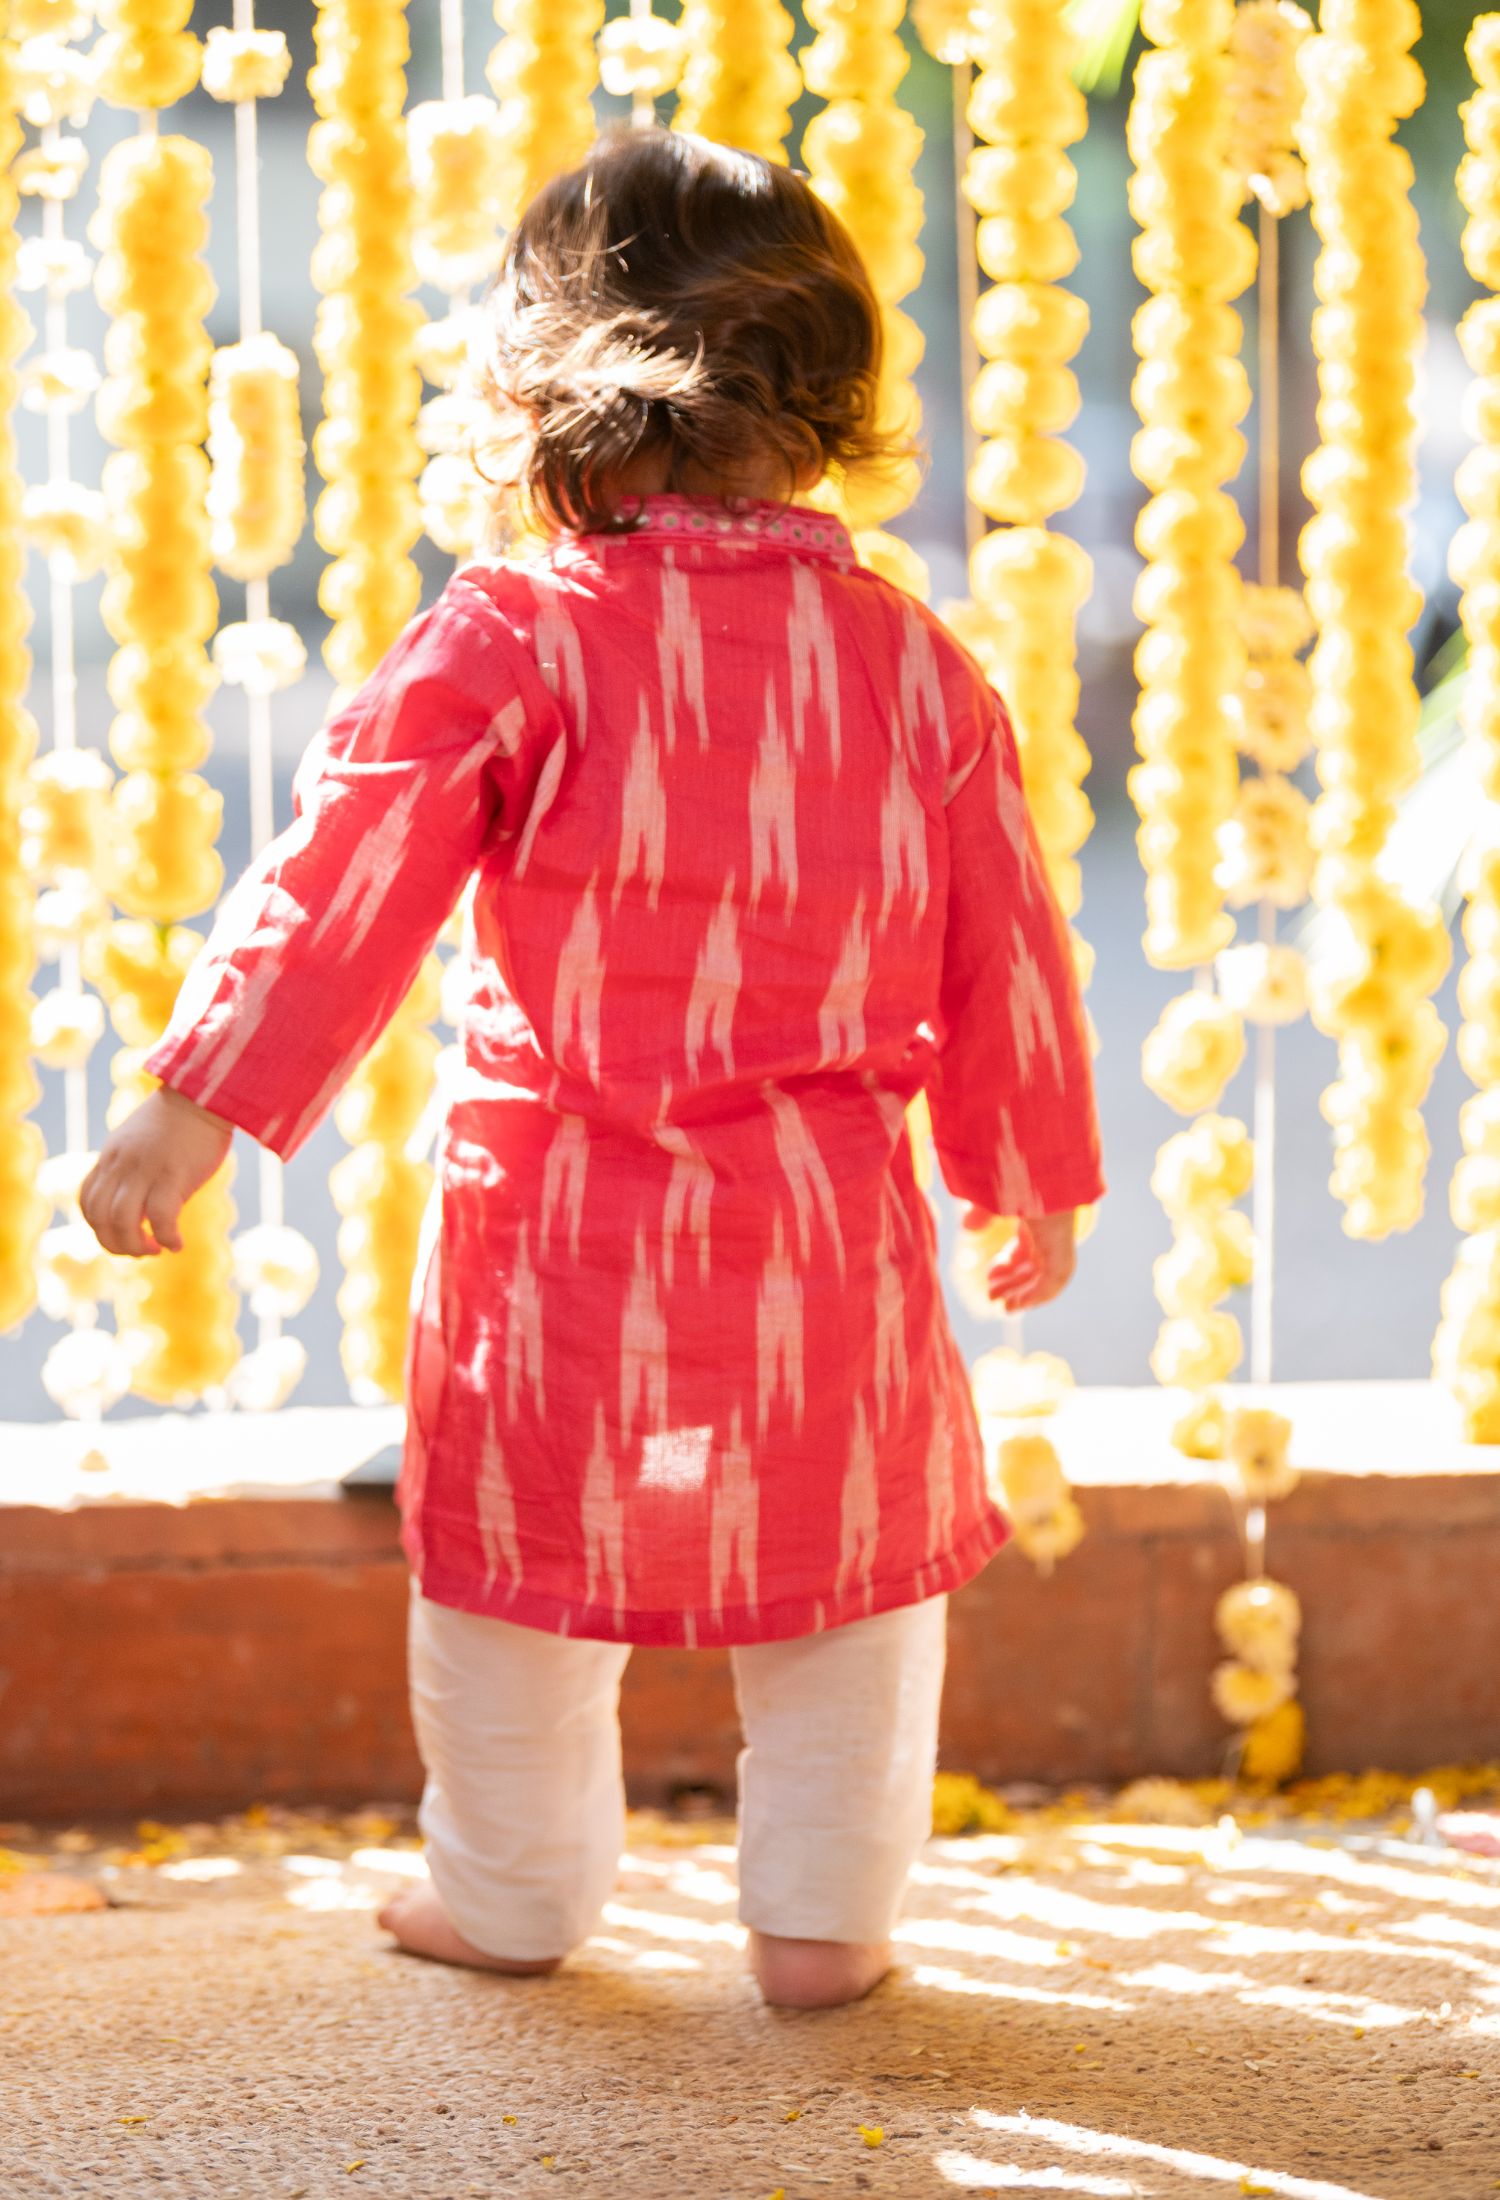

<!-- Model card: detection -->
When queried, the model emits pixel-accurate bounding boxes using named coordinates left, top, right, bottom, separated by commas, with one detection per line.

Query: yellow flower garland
left=89, top=137, right=223, bottom=910
left=409, top=96, right=508, bottom=296
left=1296, top=0, right=1449, bottom=1243
left=206, top=332, right=306, bottom=585
left=936, top=3, right=1093, bottom=1573
left=948, top=0, right=1093, bottom=924
left=1150, top=1111, right=1252, bottom=1395
left=87, top=127, right=240, bottom=1402
left=1435, top=14, right=1500, bottom=1441
left=1226, top=0, right=1312, bottom=218
left=308, top=0, right=432, bottom=1405
left=1127, top=0, right=1255, bottom=974
left=408, top=96, right=506, bottom=562
left=1129, top=2, right=1256, bottom=1489
left=308, top=0, right=425, bottom=691
left=673, top=0, right=800, bottom=160
left=599, top=13, right=685, bottom=111
left=93, top=0, right=202, bottom=113
left=485, top=0, right=605, bottom=233
left=800, top=0, right=926, bottom=561
left=0, top=35, right=47, bottom=1330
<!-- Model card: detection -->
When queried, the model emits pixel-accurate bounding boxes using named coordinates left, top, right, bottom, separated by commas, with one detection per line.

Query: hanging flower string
left=673, top=0, right=796, bottom=159
left=15, top=9, right=118, bottom=1403
left=1296, top=0, right=1450, bottom=1244
left=308, top=0, right=433, bottom=1405
left=486, top=0, right=606, bottom=235
left=1127, top=0, right=1254, bottom=977
left=800, top=0, right=928, bottom=595
left=0, top=30, right=48, bottom=1336
left=1435, top=15, right=1500, bottom=1442
left=920, top=0, right=1093, bottom=1567
left=601, top=4, right=684, bottom=130
left=1128, top=0, right=1258, bottom=1500
left=86, top=60, right=244, bottom=1407
left=1193, top=0, right=1315, bottom=1791
left=200, top=4, right=318, bottom=1414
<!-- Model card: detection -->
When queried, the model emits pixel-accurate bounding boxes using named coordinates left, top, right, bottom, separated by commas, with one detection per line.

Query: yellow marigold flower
left=1142, top=990, right=1246, bottom=1114
left=1214, top=942, right=1308, bottom=1026
left=1218, top=774, right=1313, bottom=910
left=1212, top=1659, right=1295, bottom=1725
left=1151, top=1310, right=1243, bottom=1390
left=1215, top=1576, right=1300, bottom=1670
left=598, top=13, right=684, bottom=101
left=1224, top=1405, right=1298, bottom=1501
left=1240, top=1697, right=1306, bottom=1786
left=36, top=1223, right=114, bottom=1323
left=971, top=1345, right=1074, bottom=1420
left=1151, top=1114, right=1255, bottom=1215
left=200, top=25, right=293, bottom=104
left=1152, top=1209, right=1254, bottom=1317
left=31, top=987, right=106, bottom=1070
left=1171, top=1390, right=1226, bottom=1459
left=994, top=1433, right=1085, bottom=1566
left=1226, top=0, right=1312, bottom=215
left=231, top=1224, right=320, bottom=1321
left=932, top=1770, right=1012, bottom=1836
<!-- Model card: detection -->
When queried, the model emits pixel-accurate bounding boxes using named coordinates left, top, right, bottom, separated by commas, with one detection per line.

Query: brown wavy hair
left=469, top=127, right=910, bottom=536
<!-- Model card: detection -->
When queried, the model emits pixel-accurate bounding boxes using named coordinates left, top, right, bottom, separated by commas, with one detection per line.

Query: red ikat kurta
left=146, top=494, right=1106, bottom=1648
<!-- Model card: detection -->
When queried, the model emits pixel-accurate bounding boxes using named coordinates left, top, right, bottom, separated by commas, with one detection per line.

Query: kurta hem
left=401, top=1502, right=1011, bottom=1649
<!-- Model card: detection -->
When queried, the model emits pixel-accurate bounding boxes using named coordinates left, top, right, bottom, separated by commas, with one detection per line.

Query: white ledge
left=3, top=1380, right=1499, bottom=1517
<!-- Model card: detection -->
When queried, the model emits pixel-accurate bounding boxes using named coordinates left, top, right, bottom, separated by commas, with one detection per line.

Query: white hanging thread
left=230, top=0, right=286, bottom=1307
left=39, top=120, right=88, bottom=1161
left=1249, top=206, right=1281, bottom=1398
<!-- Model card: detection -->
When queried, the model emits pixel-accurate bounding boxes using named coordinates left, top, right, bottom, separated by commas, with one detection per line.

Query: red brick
left=4, top=1400, right=1500, bottom=1817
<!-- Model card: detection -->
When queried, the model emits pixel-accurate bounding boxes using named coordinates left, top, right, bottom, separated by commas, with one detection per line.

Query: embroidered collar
left=556, top=492, right=856, bottom=565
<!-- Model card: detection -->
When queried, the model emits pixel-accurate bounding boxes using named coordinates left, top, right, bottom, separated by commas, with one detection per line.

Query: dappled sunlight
left=934, top=2154, right=1136, bottom=2193
left=348, top=1845, right=426, bottom=1879
left=157, top=1856, right=241, bottom=1883
left=284, top=1876, right=379, bottom=1912
left=599, top=1900, right=743, bottom=1947
left=964, top=1875, right=1241, bottom=1944
left=963, top=2110, right=1386, bottom=2200
left=622, top=1947, right=701, bottom=1973
left=621, top=1856, right=740, bottom=1908
left=1381, top=1909, right=1500, bottom=1954
left=896, top=1914, right=1084, bottom=1968
left=907, top=1962, right=1132, bottom=2012
left=1114, top=1959, right=1415, bottom=2031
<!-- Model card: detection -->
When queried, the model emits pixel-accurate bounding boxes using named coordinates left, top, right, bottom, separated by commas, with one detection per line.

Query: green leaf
left=1065, top=0, right=1143, bottom=94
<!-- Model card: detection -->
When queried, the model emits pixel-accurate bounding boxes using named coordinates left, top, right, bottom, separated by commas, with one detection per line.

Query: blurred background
left=4, top=0, right=1487, bottom=1419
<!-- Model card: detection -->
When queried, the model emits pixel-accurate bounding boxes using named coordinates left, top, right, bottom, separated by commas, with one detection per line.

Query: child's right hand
left=963, top=1206, right=1077, bottom=1313
left=80, top=1087, right=234, bottom=1258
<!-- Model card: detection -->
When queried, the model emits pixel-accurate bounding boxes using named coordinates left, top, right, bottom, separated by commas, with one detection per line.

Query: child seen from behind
left=82, top=129, right=1105, bottom=2010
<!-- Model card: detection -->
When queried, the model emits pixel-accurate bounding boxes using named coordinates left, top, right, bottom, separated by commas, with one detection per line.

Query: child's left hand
left=80, top=1087, right=234, bottom=1257
left=963, top=1206, right=1077, bottom=1313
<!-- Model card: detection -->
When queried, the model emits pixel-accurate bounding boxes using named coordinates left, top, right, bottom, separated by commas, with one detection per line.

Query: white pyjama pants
left=406, top=1581, right=949, bottom=1962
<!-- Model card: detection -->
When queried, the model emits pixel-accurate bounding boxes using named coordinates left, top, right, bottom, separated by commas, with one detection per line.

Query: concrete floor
left=3, top=1800, right=1498, bottom=2199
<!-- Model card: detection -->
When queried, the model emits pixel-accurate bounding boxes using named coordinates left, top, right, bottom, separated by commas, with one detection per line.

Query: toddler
left=82, top=128, right=1104, bottom=2010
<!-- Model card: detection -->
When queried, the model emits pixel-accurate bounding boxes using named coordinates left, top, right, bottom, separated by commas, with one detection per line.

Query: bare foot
left=749, top=1930, right=893, bottom=2009
left=377, top=1881, right=563, bottom=1975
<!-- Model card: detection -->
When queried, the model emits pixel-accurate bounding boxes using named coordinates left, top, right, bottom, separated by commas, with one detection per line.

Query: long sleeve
left=924, top=681, right=1105, bottom=1218
left=144, top=569, right=557, bottom=1161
